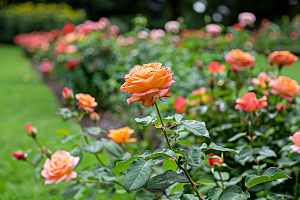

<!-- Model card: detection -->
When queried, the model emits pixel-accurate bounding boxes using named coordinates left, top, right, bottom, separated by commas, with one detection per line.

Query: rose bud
left=209, top=77, right=215, bottom=89
left=195, top=60, right=203, bottom=68
left=90, top=112, right=100, bottom=124
left=208, top=153, right=223, bottom=167
left=12, top=151, right=26, bottom=160
left=277, top=103, right=285, bottom=112
left=62, top=87, right=74, bottom=102
left=25, top=123, right=37, bottom=137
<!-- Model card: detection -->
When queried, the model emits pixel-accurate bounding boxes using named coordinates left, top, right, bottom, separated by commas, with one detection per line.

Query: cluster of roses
left=12, top=87, right=137, bottom=185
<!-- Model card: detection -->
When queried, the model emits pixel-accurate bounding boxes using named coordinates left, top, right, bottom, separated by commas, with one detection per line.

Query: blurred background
left=1, top=0, right=300, bottom=42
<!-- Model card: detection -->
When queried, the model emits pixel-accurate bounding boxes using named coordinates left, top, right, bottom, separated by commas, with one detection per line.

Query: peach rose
left=25, top=123, right=37, bottom=136
left=41, top=150, right=79, bottom=184
left=290, top=131, right=300, bottom=153
left=207, top=61, right=226, bottom=74
left=75, top=93, right=98, bottom=112
left=191, top=87, right=209, bottom=105
left=269, top=76, right=299, bottom=101
left=120, top=63, right=175, bottom=107
left=90, top=112, right=100, bottom=123
left=208, top=153, right=223, bottom=167
left=235, top=92, right=267, bottom=112
left=108, top=127, right=137, bottom=144
left=174, top=97, right=189, bottom=114
left=268, top=51, right=298, bottom=68
left=252, top=72, right=270, bottom=89
left=225, top=49, right=255, bottom=71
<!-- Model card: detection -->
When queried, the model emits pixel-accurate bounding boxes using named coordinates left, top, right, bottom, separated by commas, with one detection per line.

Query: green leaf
left=124, top=159, right=153, bottom=192
left=32, top=153, right=43, bottom=164
left=276, top=157, right=298, bottom=168
left=84, top=190, right=97, bottom=200
left=152, top=157, right=166, bottom=165
left=147, top=170, right=189, bottom=189
left=174, top=114, right=183, bottom=123
left=180, top=194, right=199, bottom=200
left=245, top=167, right=291, bottom=189
left=56, top=108, right=73, bottom=120
left=62, top=182, right=83, bottom=199
left=218, top=185, right=250, bottom=200
left=135, top=116, right=157, bottom=126
left=163, top=160, right=178, bottom=171
left=228, top=132, right=247, bottom=142
left=86, top=127, right=102, bottom=135
left=103, top=139, right=124, bottom=158
left=208, top=142, right=240, bottom=156
left=152, top=149, right=177, bottom=160
left=208, top=188, right=223, bottom=200
left=171, top=183, right=187, bottom=194
left=182, top=120, right=210, bottom=138
left=70, top=147, right=83, bottom=167
left=178, top=139, right=192, bottom=147
left=112, top=157, right=141, bottom=176
left=55, top=129, right=69, bottom=135
left=184, top=150, right=205, bottom=167
left=196, top=179, right=215, bottom=185
left=213, top=171, right=230, bottom=181
left=82, top=141, right=104, bottom=154
left=61, top=135, right=73, bottom=144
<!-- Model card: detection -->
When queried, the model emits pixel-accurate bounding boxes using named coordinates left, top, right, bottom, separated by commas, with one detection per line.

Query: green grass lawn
left=1, top=44, right=300, bottom=200
left=0, top=44, right=133, bottom=200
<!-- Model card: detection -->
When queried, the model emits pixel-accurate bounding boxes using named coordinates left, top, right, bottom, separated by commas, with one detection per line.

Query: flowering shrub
left=11, top=12, right=300, bottom=200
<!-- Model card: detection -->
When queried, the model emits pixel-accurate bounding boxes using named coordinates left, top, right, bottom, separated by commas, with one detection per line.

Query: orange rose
left=108, top=127, right=137, bottom=144
left=41, top=150, right=79, bottom=184
left=207, top=61, right=226, bottom=74
left=225, top=49, right=255, bottom=71
left=75, top=93, right=97, bottom=112
left=120, top=63, right=176, bottom=107
left=235, top=92, right=267, bottom=112
left=269, top=76, right=299, bottom=101
left=252, top=72, right=270, bottom=89
left=208, top=153, right=223, bottom=167
left=174, top=97, right=189, bottom=114
left=268, top=51, right=298, bottom=68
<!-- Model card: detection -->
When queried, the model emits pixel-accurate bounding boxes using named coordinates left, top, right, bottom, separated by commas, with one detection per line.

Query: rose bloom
left=65, top=45, right=78, bottom=54
left=190, top=87, right=209, bottom=105
left=62, top=87, right=74, bottom=101
left=61, top=23, right=75, bottom=35
left=277, top=103, right=285, bottom=112
left=41, top=150, right=79, bottom=185
left=149, top=29, right=165, bottom=40
left=290, top=131, right=300, bottom=153
left=207, top=61, right=226, bottom=74
left=205, top=24, right=222, bottom=35
left=268, top=51, right=298, bottom=68
left=25, top=123, right=37, bottom=136
left=12, top=151, right=25, bottom=160
left=225, top=49, right=255, bottom=71
left=235, top=92, right=268, bottom=112
left=65, top=58, right=79, bottom=69
left=90, top=112, right=100, bottom=122
left=75, top=93, right=98, bottom=112
left=120, top=63, right=176, bottom=107
left=40, top=58, right=53, bottom=74
left=233, top=23, right=244, bottom=31
left=238, top=12, right=256, bottom=26
left=208, top=153, right=223, bottom=167
left=174, top=97, right=189, bottom=114
left=269, top=76, right=299, bottom=101
left=195, top=60, right=203, bottom=68
left=252, top=72, right=270, bottom=89
left=164, top=21, right=180, bottom=33
left=138, top=31, right=148, bottom=39
left=108, top=127, right=137, bottom=144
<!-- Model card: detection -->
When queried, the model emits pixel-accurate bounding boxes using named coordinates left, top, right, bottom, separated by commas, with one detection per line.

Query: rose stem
left=154, top=101, right=203, bottom=200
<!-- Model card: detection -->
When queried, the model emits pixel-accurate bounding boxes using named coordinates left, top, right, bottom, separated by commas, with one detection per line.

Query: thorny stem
left=155, top=102, right=172, bottom=150
left=155, top=101, right=203, bottom=200
left=26, top=159, right=42, bottom=167
left=33, top=137, right=51, bottom=158
left=218, top=168, right=224, bottom=190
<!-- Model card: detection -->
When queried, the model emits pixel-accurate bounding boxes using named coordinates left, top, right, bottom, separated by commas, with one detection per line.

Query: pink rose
left=205, top=24, right=222, bottom=35
left=41, top=150, right=79, bottom=184
left=235, top=92, right=268, bottom=112
left=174, top=97, right=189, bottom=114
left=238, top=12, right=256, bottom=26
left=40, top=58, right=53, bottom=74
left=149, top=29, right=165, bottom=40
left=164, top=21, right=180, bottom=33
left=290, top=131, right=300, bottom=153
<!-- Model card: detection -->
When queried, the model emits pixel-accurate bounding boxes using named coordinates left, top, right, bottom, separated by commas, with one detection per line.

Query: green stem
left=278, top=65, right=283, bottom=76
left=154, top=102, right=172, bottom=150
left=264, top=183, right=268, bottom=195
left=179, top=166, right=203, bottom=200
left=26, top=159, right=42, bottom=167
left=218, top=168, right=224, bottom=190
left=295, top=172, right=299, bottom=200
left=95, top=153, right=108, bottom=167
left=33, top=137, right=51, bottom=158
